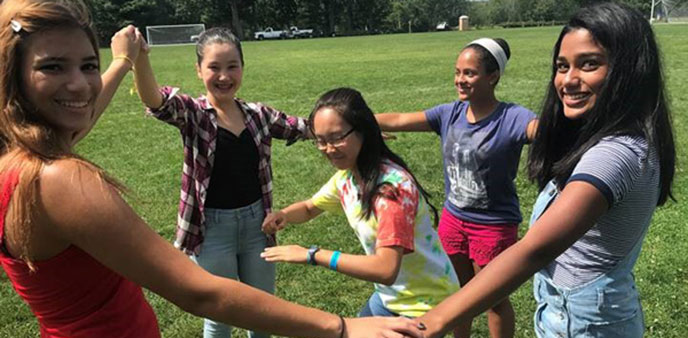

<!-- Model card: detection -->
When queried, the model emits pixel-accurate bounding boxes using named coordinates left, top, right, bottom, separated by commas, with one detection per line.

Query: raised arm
left=73, top=26, right=140, bottom=144
left=132, top=34, right=163, bottom=110
left=36, top=161, right=423, bottom=338
left=375, top=111, right=433, bottom=132
left=417, top=181, right=607, bottom=337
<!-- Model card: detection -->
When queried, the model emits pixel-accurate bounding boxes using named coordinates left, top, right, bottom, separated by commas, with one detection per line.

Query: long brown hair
left=0, top=0, right=124, bottom=268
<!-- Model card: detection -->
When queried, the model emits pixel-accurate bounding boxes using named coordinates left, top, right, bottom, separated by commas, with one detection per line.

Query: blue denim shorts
left=530, top=180, right=645, bottom=338
left=533, top=272, right=644, bottom=338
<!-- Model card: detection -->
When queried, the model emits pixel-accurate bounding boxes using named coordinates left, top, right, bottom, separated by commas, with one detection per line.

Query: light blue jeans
left=530, top=180, right=645, bottom=338
left=358, top=292, right=399, bottom=317
left=191, top=200, right=274, bottom=338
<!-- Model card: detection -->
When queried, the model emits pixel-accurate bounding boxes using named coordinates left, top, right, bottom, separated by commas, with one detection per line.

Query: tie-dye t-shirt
left=312, top=161, right=459, bottom=317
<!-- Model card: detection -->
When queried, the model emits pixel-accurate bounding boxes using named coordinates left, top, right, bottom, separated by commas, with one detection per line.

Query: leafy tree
left=524, top=0, right=577, bottom=22
left=385, top=0, right=467, bottom=32
left=89, top=0, right=666, bottom=41
left=294, top=0, right=327, bottom=33
left=87, top=0, right=172, bottom=45
left=228, top=0, right=244, bottom=38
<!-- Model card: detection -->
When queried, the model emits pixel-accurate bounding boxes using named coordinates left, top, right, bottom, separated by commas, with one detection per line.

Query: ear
left=489, top=71, right=500, bottom=86
left=196, top=63, right=202, bottom=79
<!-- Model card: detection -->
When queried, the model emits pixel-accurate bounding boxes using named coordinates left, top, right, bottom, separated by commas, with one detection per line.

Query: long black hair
left=527, top=2, right=675, bottom=205
left=309, top=88, right=438, bottom=223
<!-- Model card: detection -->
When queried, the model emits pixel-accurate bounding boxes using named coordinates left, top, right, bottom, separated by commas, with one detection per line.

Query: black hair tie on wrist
left=338, top=315, right=346, bottom=338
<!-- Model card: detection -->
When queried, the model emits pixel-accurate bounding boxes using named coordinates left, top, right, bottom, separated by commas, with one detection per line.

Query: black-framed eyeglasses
left=314, top=128, right=355, bottom=150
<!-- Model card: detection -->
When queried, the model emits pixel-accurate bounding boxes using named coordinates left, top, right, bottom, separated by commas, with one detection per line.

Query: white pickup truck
left=289, top=26, right=314, bottom=38
left=254, top=27, right=289, bottom=40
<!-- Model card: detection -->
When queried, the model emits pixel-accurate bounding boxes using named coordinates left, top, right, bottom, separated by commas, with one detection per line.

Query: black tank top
left=204, top=127, right=262, bottom=209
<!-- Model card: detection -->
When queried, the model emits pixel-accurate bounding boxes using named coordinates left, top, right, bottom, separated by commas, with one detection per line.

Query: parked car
left=436, top=22, right=452, bottom=31
left=289, top=26, right=314, bottom=38
left=254, top=27, right=290, bottom=40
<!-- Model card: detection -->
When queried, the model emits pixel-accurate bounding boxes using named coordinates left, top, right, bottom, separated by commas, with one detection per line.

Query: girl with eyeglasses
left=261, top=88, right=460, bottom=329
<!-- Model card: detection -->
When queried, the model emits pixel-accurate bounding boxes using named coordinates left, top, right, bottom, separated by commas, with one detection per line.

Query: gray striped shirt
left=546, top=135, right=659, bottom=288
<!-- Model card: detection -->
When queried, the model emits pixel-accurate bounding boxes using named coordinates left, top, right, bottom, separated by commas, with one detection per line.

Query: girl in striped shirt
left=414, top=3, right=676, bottom=338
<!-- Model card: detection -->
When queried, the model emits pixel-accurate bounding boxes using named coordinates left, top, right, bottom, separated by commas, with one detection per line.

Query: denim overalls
left=529, top=180, right=645, bottom=338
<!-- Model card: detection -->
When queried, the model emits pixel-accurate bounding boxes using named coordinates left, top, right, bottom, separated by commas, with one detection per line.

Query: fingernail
left=417, top=322, right=426, bottom=330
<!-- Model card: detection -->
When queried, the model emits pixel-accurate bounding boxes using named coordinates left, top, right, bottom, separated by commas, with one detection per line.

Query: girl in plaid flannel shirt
left=132, top=27, right=312, bottom=338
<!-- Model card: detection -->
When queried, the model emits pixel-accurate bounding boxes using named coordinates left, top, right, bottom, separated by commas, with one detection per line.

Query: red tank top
left=0, top=170, right=160, bottom=338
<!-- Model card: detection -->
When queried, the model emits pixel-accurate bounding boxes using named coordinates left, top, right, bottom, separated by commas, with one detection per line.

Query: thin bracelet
left=338, top=315, right=346, bottom=338
left=329, top=251, right=341, bottom=271
left=113, top=55, right=134, bottom=70
left=113, top=55, right=139, bottom=95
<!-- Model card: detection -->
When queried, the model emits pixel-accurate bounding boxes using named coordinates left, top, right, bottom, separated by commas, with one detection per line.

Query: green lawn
left=1, top=24, right=686, bottom=337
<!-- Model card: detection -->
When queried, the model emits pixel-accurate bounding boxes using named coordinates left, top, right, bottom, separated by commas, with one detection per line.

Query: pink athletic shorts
left=437, top=207, right=519, bottom=267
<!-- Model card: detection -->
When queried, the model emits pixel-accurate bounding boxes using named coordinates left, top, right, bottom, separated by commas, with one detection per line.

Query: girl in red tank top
left=0, top=1, right=425, bottom=337
left=1, top=170, right=160, bottom=338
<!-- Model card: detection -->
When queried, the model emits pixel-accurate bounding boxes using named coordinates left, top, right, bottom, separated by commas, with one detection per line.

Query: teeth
left=565, top=93, right=589, bottom=100
left=56, top=100, right=88, bottom=108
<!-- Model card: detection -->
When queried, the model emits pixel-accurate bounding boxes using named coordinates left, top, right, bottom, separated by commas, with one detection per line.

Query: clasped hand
left=261, top=210, right=288, bottom=234
left=110, top=25, right=149, bottom=68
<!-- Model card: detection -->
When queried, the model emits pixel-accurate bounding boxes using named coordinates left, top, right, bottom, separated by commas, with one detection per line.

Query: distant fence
left=498, top=20, right=567, bottom=28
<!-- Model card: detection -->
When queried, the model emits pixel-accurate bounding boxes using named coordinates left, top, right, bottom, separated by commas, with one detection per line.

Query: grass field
left=1, top=24, right=686, bottom=337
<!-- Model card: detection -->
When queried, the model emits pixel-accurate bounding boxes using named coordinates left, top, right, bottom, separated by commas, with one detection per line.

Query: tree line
left=87, top=0, right=666, bottom=44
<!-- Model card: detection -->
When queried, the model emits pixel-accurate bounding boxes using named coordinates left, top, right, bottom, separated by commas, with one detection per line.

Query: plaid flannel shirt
left=148, top=86, right=309, bottom=255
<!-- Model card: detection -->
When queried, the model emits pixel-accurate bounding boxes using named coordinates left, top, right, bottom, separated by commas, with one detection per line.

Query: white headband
left=467, top=38, right=507, bottom=75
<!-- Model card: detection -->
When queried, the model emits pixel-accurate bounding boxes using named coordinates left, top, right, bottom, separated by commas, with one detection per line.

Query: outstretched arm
left=261, top=199, right=324, bottom=234
left=375, top=112, right=433, bottom=132
left=526, top=118, right=539, bottom=143
left=35, top=161, right=423, bottom=338
left=262, top=244, right=404, bottom=285
left=417, top=181, right=607, bottom=337
left=262, top=190, right=411, bottom=285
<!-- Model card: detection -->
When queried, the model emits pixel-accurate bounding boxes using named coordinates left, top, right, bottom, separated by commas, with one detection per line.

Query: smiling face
left=454, top=48, right=498, bottom=102
left=554, top=29, right=609, bottom=120
left=196, top=42, right=243, bottom=104
left=20, top=27, right=102, bottom=139
left=312, top=107, right=362, bottom=171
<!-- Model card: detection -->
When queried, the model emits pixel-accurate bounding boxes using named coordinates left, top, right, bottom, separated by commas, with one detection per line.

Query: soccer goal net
left=651, top=0, right=688, bottom=23
left=145, top=24, right=206, bottom=46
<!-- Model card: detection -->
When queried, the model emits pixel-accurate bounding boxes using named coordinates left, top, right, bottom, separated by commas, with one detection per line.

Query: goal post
left=145, top=24, right=206, bottom=46
left=651, top=0, right=688, bottom=23
left=666, top=0, right=688, bottom=22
